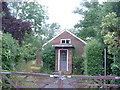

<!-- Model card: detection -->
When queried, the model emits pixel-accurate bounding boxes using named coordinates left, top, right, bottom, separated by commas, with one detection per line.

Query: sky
left=39, top=0, right=83, bottom=30
left=38, top=0, right=105, bottom=30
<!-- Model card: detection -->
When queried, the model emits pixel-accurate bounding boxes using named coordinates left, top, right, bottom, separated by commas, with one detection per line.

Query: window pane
left=66, top=40, right=70, bottom=43
left=62, top=40, right=65, bottom=43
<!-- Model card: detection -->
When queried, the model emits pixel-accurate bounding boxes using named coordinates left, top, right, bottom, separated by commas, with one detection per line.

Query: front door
left=59, top=50, right=67, bottom=71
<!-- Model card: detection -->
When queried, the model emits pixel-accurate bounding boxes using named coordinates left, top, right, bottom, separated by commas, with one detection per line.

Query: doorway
left=59, top=49, right=68, bottom=71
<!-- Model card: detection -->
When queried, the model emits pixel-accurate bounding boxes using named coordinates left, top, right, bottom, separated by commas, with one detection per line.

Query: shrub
left=84, top=39, right=104, bottom=76
left=72, top=56, right=84, bottom=74
left=41, top=45, right=55, bottom=72
left=2, top=33, right=37, bottom=71
left=2, top=33, right=19, bottom=70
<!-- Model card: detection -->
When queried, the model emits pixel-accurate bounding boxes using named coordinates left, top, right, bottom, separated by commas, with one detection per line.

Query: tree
left=74, top=1, right=103, bottom=41
left=102, top=2, right=120, bottom=17
left=74, top=1, right=120, bottom=41
left=42, top=23, right=61, bottom=40
left=74, top=1, right=120, bottom=77
left=2, top=32, right=37, bottom=71
left=1, top=2, right=32, bottom=43
left=101, top=12, right=120, bottom=77
left=9, top=2, right=48, bottom=36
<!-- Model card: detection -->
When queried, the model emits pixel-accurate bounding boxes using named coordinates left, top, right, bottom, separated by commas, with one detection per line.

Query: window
left=61, top=39, right=71, bottom=44
left=66, top=40, right=70, bottom=44
left=62, top=40, right=65, bottom=43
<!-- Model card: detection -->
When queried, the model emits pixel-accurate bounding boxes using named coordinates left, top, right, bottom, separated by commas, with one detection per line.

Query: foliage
left=2, top=33, right=37, bottom=71
left=42, top=23, right=61, bottom=40
left=41, top=45, right=55, bottom=72
left=72, top=56, right=84, bottom=74
left=84, top=39, right=104, bottom=76
left=19, top=42, right=37, bottom=62
left=40, top=67, right=53, bottom=74
left=2, top=2, right=32, bottom=43
left=0, top=31, right=2, bottom=68
left=101, top=12, right=120, bottom=36
left=1, top=2, right=45, bottom=71
left=74, top=1, right=103, bottom=41
left=9, top=2, right=48, bottom=36
left=101, top=12, right=120, bottom=78
left=2, top=33, right=20, bottom=70
left=74, top=2, right=120, bottom=41
left=24, top=33, right=45, bottom=49
left=102, top=2, right=120, bottom=17
left=74, top=1, right=120, bottom=78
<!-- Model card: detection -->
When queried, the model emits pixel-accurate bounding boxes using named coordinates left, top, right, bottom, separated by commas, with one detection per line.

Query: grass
left=11, top=60, right=46, bottom=87
left=40, top=67, right=54, bottom=74
left=16, top=60, right=41, bottom=73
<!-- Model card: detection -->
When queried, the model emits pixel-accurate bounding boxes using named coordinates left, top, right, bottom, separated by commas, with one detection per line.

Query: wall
left=51, top=31, right=85, bottom=56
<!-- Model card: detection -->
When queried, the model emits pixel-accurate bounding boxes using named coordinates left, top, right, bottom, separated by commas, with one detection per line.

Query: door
left=59, top=50, right=68, bottom=71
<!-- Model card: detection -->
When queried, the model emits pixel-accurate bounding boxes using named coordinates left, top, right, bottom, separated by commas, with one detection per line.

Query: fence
left=0, top=71, right=120, bottom=88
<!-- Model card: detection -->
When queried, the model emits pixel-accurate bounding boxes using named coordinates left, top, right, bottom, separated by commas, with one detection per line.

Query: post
left=104, top=48, right=107, bottom=76
left=104, top=48, right=107, bottom=84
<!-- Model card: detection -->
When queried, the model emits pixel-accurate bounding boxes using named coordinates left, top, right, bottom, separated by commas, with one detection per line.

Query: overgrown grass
left=2, top=60, right=41, bottom=88
left=15, top=60, right=40, bottom=73
left=12, top=75, right=37, bottom=87
left=40, top=67, right=54, bottom=74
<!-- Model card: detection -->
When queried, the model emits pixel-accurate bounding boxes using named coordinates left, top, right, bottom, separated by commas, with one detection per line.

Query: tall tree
left=101, top=12, right=120, bottom=77
left=42, top=23, right=61, bottom=40
left=9, top=2, right=48, bottom=36
left=74, top=1, right=120, bottom=78
left=74, top=1, right=103, bottom=41
left=1, top=2, right=32, bottom=43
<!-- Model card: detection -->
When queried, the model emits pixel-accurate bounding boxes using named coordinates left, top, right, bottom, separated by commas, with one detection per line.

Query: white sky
left=39, top=0, right=83, bottom=30
left=38, top=0, right=105, bottom=30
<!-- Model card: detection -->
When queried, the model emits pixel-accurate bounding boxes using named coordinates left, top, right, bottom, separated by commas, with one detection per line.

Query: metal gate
left=0, top=71, right=120, bottom=88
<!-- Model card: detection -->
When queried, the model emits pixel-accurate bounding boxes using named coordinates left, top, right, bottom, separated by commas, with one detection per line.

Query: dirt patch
left=31, top=66, right=40, bottom=70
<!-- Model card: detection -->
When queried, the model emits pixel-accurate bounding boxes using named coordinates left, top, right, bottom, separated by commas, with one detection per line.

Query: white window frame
left=60, top=39, right=71, bottom=44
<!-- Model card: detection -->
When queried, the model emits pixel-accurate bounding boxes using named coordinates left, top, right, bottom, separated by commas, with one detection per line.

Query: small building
left=43, top=30, right=86, bottom=73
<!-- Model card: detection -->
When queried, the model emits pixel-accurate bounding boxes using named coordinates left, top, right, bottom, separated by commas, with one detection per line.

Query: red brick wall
left=55, top=47, right=73, bottom=73
left=68, top=48, right=72, bottom=73
left=55, top=48, right=58, bottom=71
left=51, top=31, right=85, bottom=56
left=51, top=31, right=85, bottom=73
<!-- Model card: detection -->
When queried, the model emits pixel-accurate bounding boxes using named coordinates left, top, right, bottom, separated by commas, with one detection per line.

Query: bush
left=72, top=56, right=84, bottom=74
left=84, top=39, right=104, bottom=76
left=2, top=33, right=37, bottom=71
left=2, top=33, right=19, bottom=70
left=41, top=45, right=55, bottom=72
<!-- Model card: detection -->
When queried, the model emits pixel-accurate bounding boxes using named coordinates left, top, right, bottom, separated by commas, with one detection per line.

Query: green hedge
left=84, top=39, right=104, bottom=76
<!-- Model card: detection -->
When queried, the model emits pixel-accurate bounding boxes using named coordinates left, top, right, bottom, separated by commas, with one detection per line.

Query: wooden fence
left=0, top=71, right=120, bottom=88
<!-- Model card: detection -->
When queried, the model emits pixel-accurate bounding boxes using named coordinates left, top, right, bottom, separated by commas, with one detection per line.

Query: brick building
left=43, top=30, right=86, bottom=73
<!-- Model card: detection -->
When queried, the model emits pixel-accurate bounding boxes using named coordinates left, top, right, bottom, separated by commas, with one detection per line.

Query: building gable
left=42, top=30, right=86, bottom=47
